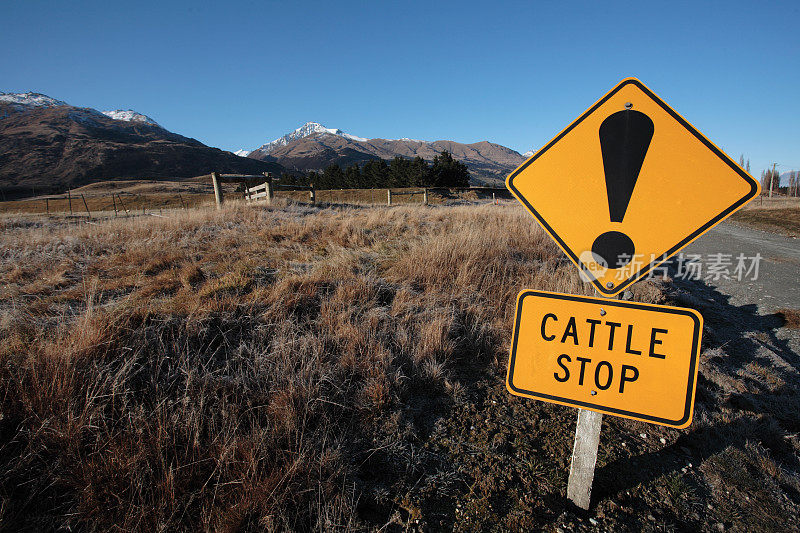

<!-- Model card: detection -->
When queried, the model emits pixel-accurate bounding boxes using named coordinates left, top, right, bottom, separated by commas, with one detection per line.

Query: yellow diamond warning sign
left=506, top=290, right=703, bottom=428
left=507, top=78, right=760, bottom=295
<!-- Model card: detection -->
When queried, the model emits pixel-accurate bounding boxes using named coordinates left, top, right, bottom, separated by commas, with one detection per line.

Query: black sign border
left=506, top=78, right=760, bottom=295
left=506, top=290, right=702, bottom=427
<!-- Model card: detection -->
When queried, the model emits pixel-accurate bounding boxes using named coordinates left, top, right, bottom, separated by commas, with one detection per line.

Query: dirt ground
left=362, top=279, right=800, bottom=532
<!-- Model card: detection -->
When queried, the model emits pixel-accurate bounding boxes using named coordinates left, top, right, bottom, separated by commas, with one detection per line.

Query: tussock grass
left=730, top=206, right=800, bottom=236
left=4, top=200, right=794, bottom=531
left=2, top=201, right=628, bottom=530
left=778, top=308, right=800, bottom=329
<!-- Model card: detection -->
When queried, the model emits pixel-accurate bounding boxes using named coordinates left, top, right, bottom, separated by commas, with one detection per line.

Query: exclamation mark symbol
left=591, top=106, right=654, bottom=269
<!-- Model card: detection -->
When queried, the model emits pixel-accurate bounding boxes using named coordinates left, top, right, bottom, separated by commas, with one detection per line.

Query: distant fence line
left=0, top=190, right=193, bottom=218
left=210, top=171, right=510, bottom=208
left=0, top=175, right=512, bottom=217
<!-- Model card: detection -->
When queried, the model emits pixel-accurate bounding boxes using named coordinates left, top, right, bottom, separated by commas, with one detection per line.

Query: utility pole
left=769, top=162, right=777, bottom=198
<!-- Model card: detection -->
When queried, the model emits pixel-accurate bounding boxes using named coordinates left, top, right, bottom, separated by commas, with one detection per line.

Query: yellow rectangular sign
left=506, top=290, right=702, bottom=428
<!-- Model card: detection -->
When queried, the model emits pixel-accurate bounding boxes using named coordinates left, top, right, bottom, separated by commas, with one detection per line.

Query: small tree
left=362, top=159, right=390, bottom=188
left=344, top=164, right=363, bottom=189
left=410, top=156, right=430, bottom=187
left=321, top=164, right=345, bottom=189
left=738, top=154, right=752, bottom=174
left=428, top=151, right=470, bottom=187
left=388, top=156, right=411, bottom=188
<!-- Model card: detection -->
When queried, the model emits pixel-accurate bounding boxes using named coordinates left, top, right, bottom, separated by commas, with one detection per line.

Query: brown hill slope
left=249, top=132, right=525, bottom=186
left=0, top=102, right=281, bottom=197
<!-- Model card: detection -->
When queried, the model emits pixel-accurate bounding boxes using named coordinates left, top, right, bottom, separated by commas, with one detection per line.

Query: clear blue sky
left=3, top=0, right=798, bottom=177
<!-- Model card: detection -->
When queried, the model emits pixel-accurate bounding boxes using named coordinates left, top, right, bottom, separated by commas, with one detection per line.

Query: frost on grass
left=1, top=201, right=795, bottom=531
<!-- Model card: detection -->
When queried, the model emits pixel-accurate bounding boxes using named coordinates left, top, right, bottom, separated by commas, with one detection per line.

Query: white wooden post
left=309, top=183, right=316, bottom=205
left=566, top=409, right=603, bottom=510
left=423, top=188, right=428, bottom=205
left=387, top=189, right=392, bottom=206
left=566, top=290, right=626, bottom=510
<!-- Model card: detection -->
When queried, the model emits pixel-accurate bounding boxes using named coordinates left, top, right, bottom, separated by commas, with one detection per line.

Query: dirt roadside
left=400, top=221, right=800, bottom=532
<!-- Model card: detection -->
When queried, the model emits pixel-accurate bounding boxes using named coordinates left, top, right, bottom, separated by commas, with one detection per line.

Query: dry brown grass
left=0, top=179, right=506, bottom=217
left=731, top=204, right=800, bottom=236
left=778, top=309, right=800, bottom=329
left=740, top=196, right=800, bottom=210
left=1, top=200, right=615, bottom=530
left=1, top=199, right=796, bottom=531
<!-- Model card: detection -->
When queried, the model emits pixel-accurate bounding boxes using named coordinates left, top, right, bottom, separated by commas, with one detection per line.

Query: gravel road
left=681, top=221, right=800, bottom=312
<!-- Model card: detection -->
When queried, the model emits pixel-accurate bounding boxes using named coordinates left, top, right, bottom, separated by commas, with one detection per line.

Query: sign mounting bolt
left=625, top=102, right=633, bottom=109
left=606, top=282, right=614, bottom=288
left=591, top=390, right=597, bottom=396
left=600, top=309, right=606, bottom=316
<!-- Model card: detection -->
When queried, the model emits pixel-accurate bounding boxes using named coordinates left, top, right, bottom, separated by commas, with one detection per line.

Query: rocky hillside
left=0, top=93, right=282, bottom=197
left=245, top=122, right=526, bottom=186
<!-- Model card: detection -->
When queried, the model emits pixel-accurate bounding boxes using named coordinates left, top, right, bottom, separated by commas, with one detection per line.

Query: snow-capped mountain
left=244, top=122, right=526, bottom=186
left=234, top=149, right=252, bottom=157
left=0, top=91, right=281, bottom=194
left=1, top=92, right=161, bottom=128
left=522, top=150, right=535, bottom=158
left=779, top=170, right=799, bottom=187
left=253, top=122, right=368, bottom=155
left=102, top=109, right=160, bottom=127
left=0, top=92, right=68, bottom=108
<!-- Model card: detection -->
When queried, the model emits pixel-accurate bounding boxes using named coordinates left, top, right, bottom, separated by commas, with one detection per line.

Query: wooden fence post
left=309, top=184, right=316, bottom=205
left=262, top=173, right=274, bottom=205
left=68, top=189, right=73, bottom=215
left=45, top=198, right=50, bottom=215
left=117, top=194, right=129, bottom=215
left=211, top=172, right=224, bottom=209
left=423, top=188, right=428, bottom=205
left=81, top=194, right=91, bottom=219
left=387, top=189, right=392, bottom=206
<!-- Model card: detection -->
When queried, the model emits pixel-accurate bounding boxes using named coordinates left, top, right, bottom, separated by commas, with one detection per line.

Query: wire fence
left=0, top=184, right=513, bottom=219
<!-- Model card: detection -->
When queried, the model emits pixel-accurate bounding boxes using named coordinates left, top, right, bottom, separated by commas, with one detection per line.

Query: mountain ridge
left=246, top=122, right=526, bottom=185
left=0, top=92, right=281, bottom=196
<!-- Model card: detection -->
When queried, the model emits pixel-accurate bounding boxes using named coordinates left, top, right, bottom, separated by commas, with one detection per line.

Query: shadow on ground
left=591, top=273, right=800, bottom=530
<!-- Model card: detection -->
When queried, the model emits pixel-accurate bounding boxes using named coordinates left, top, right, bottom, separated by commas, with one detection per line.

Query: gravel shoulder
left=681, top=221, right=800, bottom=313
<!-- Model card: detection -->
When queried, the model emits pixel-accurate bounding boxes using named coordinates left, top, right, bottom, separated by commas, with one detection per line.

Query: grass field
left=731, top=202, right=800, bottom=236
left=1, top=200, right=798, bottom=531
